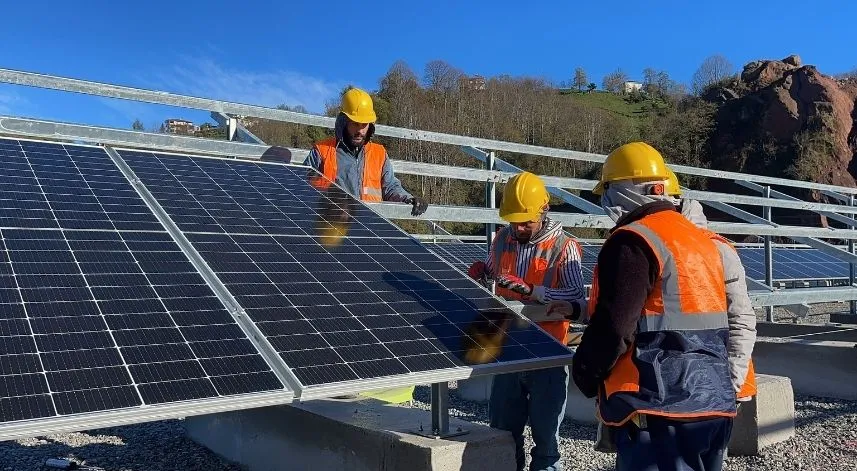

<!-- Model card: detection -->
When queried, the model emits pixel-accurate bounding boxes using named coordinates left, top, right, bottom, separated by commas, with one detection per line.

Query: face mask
left=600, top=180, right=671, bottom=222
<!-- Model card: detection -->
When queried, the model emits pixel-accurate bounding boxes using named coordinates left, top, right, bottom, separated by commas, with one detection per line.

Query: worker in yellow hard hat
left=307, top=87, right=427, bottom=216
left=467, top=171, right=586, bottom=471
left=308, top=88, right=424, bottom=405
left=574, top=142, right=736, bottom=471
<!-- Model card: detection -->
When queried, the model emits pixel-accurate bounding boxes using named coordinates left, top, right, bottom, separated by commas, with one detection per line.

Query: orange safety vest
left=705, top=230, right=758, bottom=399
left=309, top=137, right=386, bottom=202
left=492, top=225, right=580, bottom=344
left=589, top=210, right=737, bottom=426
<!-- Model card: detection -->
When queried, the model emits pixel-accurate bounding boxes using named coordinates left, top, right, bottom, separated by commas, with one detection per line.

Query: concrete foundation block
left=754, top=340, right=857, bottom=399
left=728, top=374, right=795, bottom=456
left=184, top=398, right=516, bottom=471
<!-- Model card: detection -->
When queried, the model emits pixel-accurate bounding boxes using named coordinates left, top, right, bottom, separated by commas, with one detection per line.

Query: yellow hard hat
left=665, top=168, right=681, bottom=196
left=499, top=172, right=550, bottom=223
left=592, top=142, right=669, bottom=195
left=340, top=87, right=377, bottom=124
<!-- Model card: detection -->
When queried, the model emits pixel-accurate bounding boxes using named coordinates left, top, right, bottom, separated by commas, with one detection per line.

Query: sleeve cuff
left=531, top=285, right=547, bottom=303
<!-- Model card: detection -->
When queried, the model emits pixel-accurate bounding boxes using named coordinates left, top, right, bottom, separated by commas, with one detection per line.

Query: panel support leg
left=412, top=382, right=468, bottom=438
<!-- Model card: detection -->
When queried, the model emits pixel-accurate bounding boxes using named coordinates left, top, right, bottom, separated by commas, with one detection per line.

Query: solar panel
left=427, top=243, right=488, bottom=271
left=0, top=138, right=289, bottom=433
left=737, top=247, right=850, bottom=281
left=427, top=241, right=851, bottom=287
left=580, top=244, right=598, bottom=285
left=118, top=149, right=573, bottom=394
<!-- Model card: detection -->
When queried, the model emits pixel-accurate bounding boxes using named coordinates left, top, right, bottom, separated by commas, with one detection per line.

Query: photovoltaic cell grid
left=427, top=242, right=850, bottom=286
left=427, top=243, right=487, bottom=271
left=0, top=138, right=284, bottom=425
left=120, top=150, right=572, bottom=387
left=425, top=242, right=600, bottom=286
left=736, top=247, right=850, bottom=281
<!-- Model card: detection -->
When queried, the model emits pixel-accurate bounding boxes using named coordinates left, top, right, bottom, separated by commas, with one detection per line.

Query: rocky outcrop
left=705, top=56, right=857, bottom=197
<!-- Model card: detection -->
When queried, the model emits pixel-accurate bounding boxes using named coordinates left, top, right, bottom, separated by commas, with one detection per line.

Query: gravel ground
left=0, top=420, right=242, bottom=471
left=409, top=384, right=857, bottom=471
left=0, top=386, right=854, bottom=471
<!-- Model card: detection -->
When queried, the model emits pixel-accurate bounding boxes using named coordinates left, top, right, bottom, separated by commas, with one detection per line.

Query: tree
left=573, top=67, right=588, bottom=92
left=131, top=119, right=145, bottom=131
left=423, top=60, right=462, bottom=93
left=587, top=82, right=596, bottom=93
left=691, top=54, right=733, bottom=95
left=602, top=68, right=629, bottom=93
left=642, top=68, right=659, bottom=95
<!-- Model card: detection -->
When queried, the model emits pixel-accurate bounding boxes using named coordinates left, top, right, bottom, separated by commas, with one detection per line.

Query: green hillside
left=561, top=90, right=649, bottom=119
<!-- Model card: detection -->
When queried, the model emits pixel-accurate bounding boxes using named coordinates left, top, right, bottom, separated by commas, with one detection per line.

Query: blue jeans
left=489, top=367, right=569, bottom=471
left=615, top=416, right=733, bottom=471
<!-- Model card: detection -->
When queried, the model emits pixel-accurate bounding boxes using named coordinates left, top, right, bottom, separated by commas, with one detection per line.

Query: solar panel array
left=737, top=247, right=850, bottom=281
left=426, top=242, right=852, bottom=286
left=0, top=138, right=286, bottom=426
left=0, top=136, right=574, bottom=439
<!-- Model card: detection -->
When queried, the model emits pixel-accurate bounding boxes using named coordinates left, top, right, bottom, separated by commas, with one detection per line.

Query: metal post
left=226, top=116, right=238, bottom=141
left=431, top=382, right=449, bottom=435
left=412, top=382, right=466, bottom=438
left=848, top=195, right=857, bottom=316
left=763, top=186, right=774, bottom=322
left=486, top=151, right=497, bottom=294
left=486, top=151, right=497, bottom=246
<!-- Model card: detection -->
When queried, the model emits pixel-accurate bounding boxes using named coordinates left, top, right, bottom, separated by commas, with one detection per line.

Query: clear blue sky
left=1, top=0, right=854, bottom=132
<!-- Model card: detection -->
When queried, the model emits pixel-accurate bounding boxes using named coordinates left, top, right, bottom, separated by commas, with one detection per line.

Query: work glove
left=496, top=274, right=532, bottom=296
left=410, top=196, right=428, bottom=216
left=467, top=261, right=487, bottom=280
left=468, top=261, right=493, bottom=288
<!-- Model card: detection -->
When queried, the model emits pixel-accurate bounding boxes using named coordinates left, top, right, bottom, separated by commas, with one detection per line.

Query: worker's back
left=595, top=209, right=736, bottom=426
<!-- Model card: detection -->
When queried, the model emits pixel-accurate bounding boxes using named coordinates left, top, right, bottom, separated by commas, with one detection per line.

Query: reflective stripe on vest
left=591, top=210, right=736, bottom=426
left=491, top=225, right=578, bottom=343
left=312, top=137, right=386, bottom=201
left=706, top=229, right=758, bottom=399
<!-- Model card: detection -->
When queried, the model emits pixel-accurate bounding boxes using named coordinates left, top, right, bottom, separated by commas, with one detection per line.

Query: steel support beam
left=748, top=286, right=857, bottom=306
left=485, top=150, right=497, bottom=247
left=369, top=202, right=857, bottom=240
left=6, top=114, right=857, bottom=217
left=821, top=190, right=850, bottom=204
left=852, top=195, right=856, bottom=316
left=698, top=190, right=857, bottom=265
left=210, top=111, right=265, bottom=145
left=737, top=180, right=857, bottom=229
left=462, top=146, right=604, bottom=214
left=4, top=67, right=857, bottom=196
left=763, top=186, right=775, bottom=322
left=8, top=116, right=857, bottom=240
